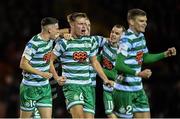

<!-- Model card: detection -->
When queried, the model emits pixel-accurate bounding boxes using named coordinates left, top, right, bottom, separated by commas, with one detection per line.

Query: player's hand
left=59, top=28, right=70, bottom=37
left=63, top=33, right=74, bottom=40
left=137, top=69, right=152, bottom=79
left=164, top=47, right=176, bottom=57
left=40, top=72, right=53, bottom=79
left=56, top=76, right=67, bottom=86
left=104, top=80, right=115, bottom=87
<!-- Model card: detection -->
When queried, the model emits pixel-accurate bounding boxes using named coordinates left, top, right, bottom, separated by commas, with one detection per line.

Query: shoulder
left=26, top=35, right=39, bottom=48
left=56, top=38, right=67, bottom=44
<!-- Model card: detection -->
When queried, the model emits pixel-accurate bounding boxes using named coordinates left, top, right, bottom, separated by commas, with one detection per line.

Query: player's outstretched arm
left=143, top=47, right=176, bottom=64
left=143, top=52, right=165, bottom=64
left=115, top=53, right=152, bottom=79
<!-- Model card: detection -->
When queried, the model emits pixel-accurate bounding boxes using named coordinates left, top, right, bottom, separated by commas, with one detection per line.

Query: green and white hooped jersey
left=101, top=41, right=118, bottom=92
left=22, top=34, right=53, bottom=86
left=90, top=36, right=106, bottom=86
left=53, top=36, right=98, bottom=85
left=115, top=29, right=149, bottom=92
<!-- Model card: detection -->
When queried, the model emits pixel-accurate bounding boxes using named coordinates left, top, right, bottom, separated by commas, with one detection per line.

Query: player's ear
left=128, top=19, right=134, bottom=26
left=69, top=22, right=74, bottom=29
left=46, top=25, right=53, bottom=34
left=48, top=27, right=52, bottom=34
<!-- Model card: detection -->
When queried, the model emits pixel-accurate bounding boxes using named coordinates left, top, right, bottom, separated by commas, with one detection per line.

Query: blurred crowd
left=0, top=0, right=180, bottom=118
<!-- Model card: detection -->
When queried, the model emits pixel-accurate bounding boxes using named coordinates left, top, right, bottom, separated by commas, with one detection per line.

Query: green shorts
left=103, top=90, right=114, bottom=114
left=20, top=83, right=52, bottom=111
left=63, top=84, right=95, bottom=114
left=113, top=89, right=150, bottom=118
left=91, top=86, right=96, bottom=110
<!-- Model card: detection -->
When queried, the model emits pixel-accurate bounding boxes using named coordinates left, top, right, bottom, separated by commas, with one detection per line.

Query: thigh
left=20, top=110, right=33, bottom=118
left=84, top=112, right=94, bottom=118
left=20, top=84, right=38, bottom=112
left=82, top=85, right=95, bottom=115
left=91, top=86, right=96, bottom=110
left=133, top=90, right=150, bottom=117
left=36, top=84, right=52, bottom=108
left=70, top=105, right=84, bottom=118
left=134, top=112, right=150, bottom=118
left=113, top=89, right=133, bottom=118
left=63, top=84, right=84, bottom=111
left=103, top=91, right=114, bottom=115
left=38, top=107, right=52, bottom=118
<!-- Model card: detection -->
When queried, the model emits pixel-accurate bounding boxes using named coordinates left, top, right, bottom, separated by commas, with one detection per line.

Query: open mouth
left=110, top=36, right=116, bottom=41
left=81, top=29, right=86, bottom=33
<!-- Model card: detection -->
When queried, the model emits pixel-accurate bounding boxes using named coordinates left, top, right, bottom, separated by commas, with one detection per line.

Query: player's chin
left=140, top=28, right=145, bottom=32
left=80, top=32, right=86, bottom=36
left=52, top=37, right=58, bottom=40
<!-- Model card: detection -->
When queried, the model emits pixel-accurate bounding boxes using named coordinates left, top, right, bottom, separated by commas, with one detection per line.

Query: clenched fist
left=104, top=80, right=115, bottom=87
left=164, top=47, right=176, bottom=57
left=56, top=76, right=67, bottom=86
left=136, top=69, right=152, bottom=79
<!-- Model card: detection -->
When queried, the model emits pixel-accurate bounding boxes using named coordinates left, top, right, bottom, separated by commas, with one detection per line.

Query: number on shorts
left=126, top=105, right=132, bottom=115
left=34, top=108, right=40, bottom=116
left=79, top=93, right=84, bottom=100
left=30, top=100, right=36, bottom=107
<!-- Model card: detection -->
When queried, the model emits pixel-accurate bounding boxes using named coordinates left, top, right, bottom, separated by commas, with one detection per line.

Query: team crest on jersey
left=74, top=94, right=79, bottom=100
left=43, top=52, right=51, bottom=62
left=119, top=106, right=126, bottom=114
left=73, top=51, right=88, bottom=63
left=25, top=102, right=30, bottom=107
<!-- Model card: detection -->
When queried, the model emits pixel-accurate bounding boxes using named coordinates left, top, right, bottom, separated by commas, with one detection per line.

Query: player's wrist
left=54, top=75, right=59, bottom=81
left=164, top=51, right=168, bottom=58
left=37, top=71, right=43, bottom=77
left=56, top=77, right=61, bottom=81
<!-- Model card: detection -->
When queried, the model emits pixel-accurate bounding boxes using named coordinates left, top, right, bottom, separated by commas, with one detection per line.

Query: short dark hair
left=113, top=24, right=126, bottom=32
left=127, top=9, right=146, bottom=20
left=67, top=12, right=88, bottom=23
left=41, top=17, right=58, bottom=26
left=114, top=24, right=126, bottom=32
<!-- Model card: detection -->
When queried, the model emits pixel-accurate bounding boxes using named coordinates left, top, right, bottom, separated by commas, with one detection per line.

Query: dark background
left=0, top=0, right=180, bottom=118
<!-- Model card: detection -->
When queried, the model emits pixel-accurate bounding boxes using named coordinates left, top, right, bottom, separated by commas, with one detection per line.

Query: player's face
left=48, top=23, right=60, bottom=40
left=85, top=19, right=91, bottom=36
left=132, top=16, right=147, bottom=33
left=109, top=26, right=123, bottom=43
left=73, top=17, right=87, bottom=37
